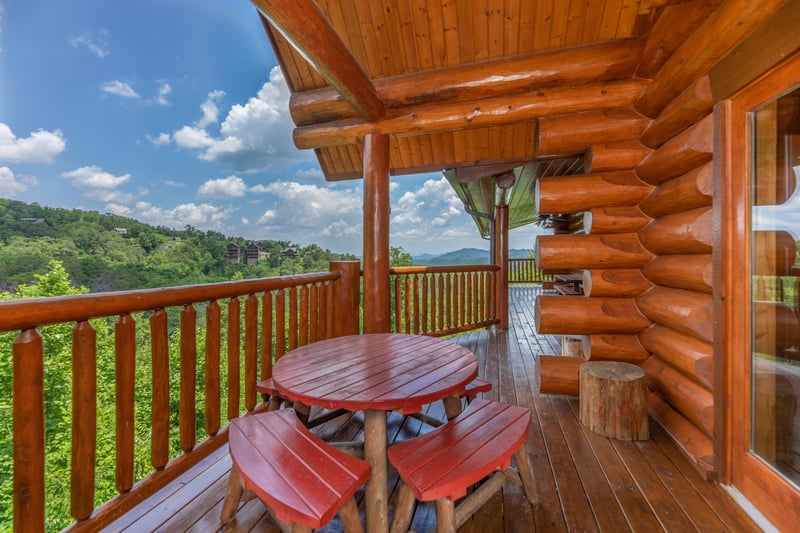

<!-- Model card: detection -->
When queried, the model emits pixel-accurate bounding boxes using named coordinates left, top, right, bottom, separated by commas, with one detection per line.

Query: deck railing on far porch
left=389, top=265, right=500, bottom=336
left=508, top=257, right=552, bottom=284
left=1, top=262, right=362, bottom=532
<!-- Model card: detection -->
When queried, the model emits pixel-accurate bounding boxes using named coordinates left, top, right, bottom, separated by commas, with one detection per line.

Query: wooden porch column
left=493, top=204, right=509, bottom=329
left=363, top=133, right=391, bottom=333
left=329, top=261, right=361, bottom=337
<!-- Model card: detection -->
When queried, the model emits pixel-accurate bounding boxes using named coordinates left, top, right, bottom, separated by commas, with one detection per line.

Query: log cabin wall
left=534, top=0, right=794, bottom=480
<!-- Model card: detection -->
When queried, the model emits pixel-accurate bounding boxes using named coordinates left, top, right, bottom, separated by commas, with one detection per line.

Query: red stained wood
left=245, top=294, right=259, bottom=412
left=227, top=298, right=241, bottom=421
left=204, top=301, right=221, bottom=437
left=71, top=321, right=97, bottom=520
left=115, top=314, right=136, bottom=492
left=180, top=304, right=197, bottom=453
left=150, top=309, right=170, bottom=469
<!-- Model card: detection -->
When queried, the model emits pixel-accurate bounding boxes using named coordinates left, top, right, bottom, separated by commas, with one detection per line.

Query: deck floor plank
left=102, top=286, right=761, bottom=533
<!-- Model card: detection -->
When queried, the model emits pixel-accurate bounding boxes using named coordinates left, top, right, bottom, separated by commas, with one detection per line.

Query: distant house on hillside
left=226, top=243, right=241, bottom=264
left=280, top=247, right=298, bottom=259
left=113, top=227, right=128, bottom=236
left=245, top=242, right=269, bottom=266
left=19, top=217, right=50, bottom=226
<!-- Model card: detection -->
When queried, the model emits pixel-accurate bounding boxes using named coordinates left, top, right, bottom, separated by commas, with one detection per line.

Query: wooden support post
left=363, top=133, right=391, bottom=334
left=329, top=261, right=361, bottom=337
left=579, top=361, right=649, bottom=441
left=494, top=204, right=509, bottom=330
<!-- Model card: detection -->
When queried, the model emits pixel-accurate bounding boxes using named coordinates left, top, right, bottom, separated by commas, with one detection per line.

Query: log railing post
left=493, top=204, right=509, bottom=329
left=330, top=261, right=361, bottom=337
left=362, top=133, right=391, bottom=333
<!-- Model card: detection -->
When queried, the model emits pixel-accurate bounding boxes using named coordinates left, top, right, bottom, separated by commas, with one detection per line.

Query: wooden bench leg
left=434, top=498, right=457, bottom=533
left=389, top=482, right=416, bottom=533
left=293, top=401, right=311, bottom=425
left=513, top=448, right=539, bottom=506
left=220, top=467, right=244, bottom=525
left=442, top=395, right=463, bottom=421
left=338, top=498, right=365, bottom=533
left=453, top=471, right=506, bottom=528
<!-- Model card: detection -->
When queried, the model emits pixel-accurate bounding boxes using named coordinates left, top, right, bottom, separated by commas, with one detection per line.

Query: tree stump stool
left=579, top=361, right=649, bottom=441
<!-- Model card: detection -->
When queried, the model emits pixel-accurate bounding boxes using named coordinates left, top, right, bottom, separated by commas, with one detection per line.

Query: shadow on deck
left=104, top=286, right=759, bottom=532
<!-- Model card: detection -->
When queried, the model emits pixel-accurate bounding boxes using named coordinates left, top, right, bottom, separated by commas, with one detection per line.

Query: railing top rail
left=0, top=271, right=339, bottom=332
left=389, top=264, right=500, bottom=275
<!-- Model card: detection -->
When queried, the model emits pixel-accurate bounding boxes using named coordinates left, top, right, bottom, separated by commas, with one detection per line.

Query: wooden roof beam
left=290, top=39, right=644, bottom=127
left=293, top=79, right=649, bottom=150
left=251, top=0, right=385, bottom=121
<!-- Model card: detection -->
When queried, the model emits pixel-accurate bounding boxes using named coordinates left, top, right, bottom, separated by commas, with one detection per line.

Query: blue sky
left=0, top=0, right=542, bottom=256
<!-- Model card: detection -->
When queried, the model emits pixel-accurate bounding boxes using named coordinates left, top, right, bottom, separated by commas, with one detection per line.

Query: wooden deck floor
left=104, top=286, right=761, bottom=532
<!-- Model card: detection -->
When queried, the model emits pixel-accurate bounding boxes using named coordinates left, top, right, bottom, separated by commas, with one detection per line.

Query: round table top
left=272, top=333, right=478, bottom=414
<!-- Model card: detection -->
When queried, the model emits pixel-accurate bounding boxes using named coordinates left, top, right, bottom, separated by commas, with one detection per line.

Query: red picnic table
left=272, top=333, right=478, bottom=533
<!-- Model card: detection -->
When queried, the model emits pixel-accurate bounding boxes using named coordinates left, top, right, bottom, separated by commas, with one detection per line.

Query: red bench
left=410, top=376, right=494, bottom=428
left=221, top=409, right=370, bottom=532
left=256, top=377, right=349, bottom=428
left=388, top=399, right=538, bottom=532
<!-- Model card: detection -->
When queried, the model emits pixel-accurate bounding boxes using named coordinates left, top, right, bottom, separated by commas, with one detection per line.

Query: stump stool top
left=579, top=361, right=649, bottom=441
left=580, top=361, right=644, bottom=382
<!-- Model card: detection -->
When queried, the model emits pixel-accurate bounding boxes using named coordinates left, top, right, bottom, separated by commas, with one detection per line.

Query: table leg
left=364, top=408, right=389, bottom=533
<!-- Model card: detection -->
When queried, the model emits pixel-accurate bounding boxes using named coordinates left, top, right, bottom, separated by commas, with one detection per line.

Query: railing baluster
left=71, top=320, right=97, bottom=521
left=404, top=276, right=412, bottom=333
left=288, top=287, right=298, bottom=351
left=244, top=294, right=258, bottom=412
left=275, top=291, right=286, bottom=358
left=421, top=275, right=428, bottom=334
left=413, top=275, right=420, bottom=334
left=438, top=274, right=445, bottom=332
left=150, top=309, right=170, bottom=470
left=115, top=314, right=136, bottom=493
left=205, top=301, right=221, bottom=437
left=179, top=305, right=197, bottom=452
left=13, top=329, right=45, bottom=533
left=299, top=285, right=310, bottom=346
left=394, top=276, right=402, bottom=333
left=261, top=292, right=273, bottom=381
left=325, top=282, right=335, bottom=339
left=226, top=298, right=240, bottom=421
left=309, top=284, right=319, bottom=343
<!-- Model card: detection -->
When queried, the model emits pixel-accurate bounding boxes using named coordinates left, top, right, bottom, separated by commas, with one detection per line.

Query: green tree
left=390, top=246, right=413, bottom=267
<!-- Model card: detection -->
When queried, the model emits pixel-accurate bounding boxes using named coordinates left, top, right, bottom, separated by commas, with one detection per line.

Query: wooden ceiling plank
left=441, top=0, right=461, bottom=65
left=252, top=0, right=385, bottom=121
left=519, top=0, right=540, bottom=51
left=409, top=0, right=435, bottom=71
left=472, top=0, right=490, bottom=62
left=597, top=0, right=624, bottom=41
left=424, top=0, right=448, bottom=69
left=364, top=0, right=396, bottom=77
left=582, top=0, right=605, bottom=43
left=290, top=38, right=643, bottom=125
left=564, top=0, right=585, bottom=47
left=396, top=0, right=421, bottom=73
left=487, top=0, right=505, bottom=59
left=456, top=0, right=475, bottom=63
left=502, top=0, right=521, bottom=57
left=380, top=0, right=408, bottom=75
left=337, top=0, right=380, bottom=78
left=293, top=79, right=649, bottom=149
left=615, top=0, right=642, bottom=37
left=548, top=0, right=569, bottom=49
left=271, top=30, right=321, bottom=91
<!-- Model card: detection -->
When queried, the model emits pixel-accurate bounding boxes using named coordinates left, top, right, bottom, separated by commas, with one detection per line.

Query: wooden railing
left=508, top=258, right=552, bottom=283
left=1, top=267, right=356, bottom=532
left=389, top=265, right=500, bottom=336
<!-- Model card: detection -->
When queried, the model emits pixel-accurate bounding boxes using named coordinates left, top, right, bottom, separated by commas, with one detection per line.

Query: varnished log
left=584, top=141, right=652, bottom=173
left=72, top=321, right=97, bottom=521
left=641, top=356, right=714, bottom=438
left=579, top=362, right=649, bottom=441
left=637, top=0, right=786, bottom=117
left=753, top=230, right=798, bottom=276
left=582, top=334, right=650, bottom=363
left=536, top=108, right=651, bottom=157
left=639, top=325, right=714, bottom=389
left=205, top=301, right=221, bottom=436
left=535, top=295, right=651, bottom=335
left=330, top=261, right=361, bottom=337
left=636, top=113, right=713, bottom=185
left=636, top=286, right=713, bottom=343
left=179, top=304, right=197, bottom=453
left=583, top=269, right=653, bottom=298
left=536, top=234, right=654, bottom=270
left=115, top=314, right=137, bottom=492
left=636, top=2, right=722, bottom=79
left=290, top=39, right=645, bottom=126
left=640, top=76, right=713, bottom=148
left=536, top=171, right=652, bottom=214
left=642, top=254, right=713, bottom=294
left=638, top=206, right=712, bottom=255
left=753, top=300, right=800, bottom=356
left=648, top=393, right=715, bottom=479
left=639, top=161, right=712, bottom=218
left=252, top=0, right=385, bottom=121
left=584, top=207, right=652, bottom=235
left=151, top=309, right=170, bottom=469
left=294, top=80, right=648, bottom=150
left=537, top=355, right=582, bottom=396
left=363, top=134, right=391, bottom=334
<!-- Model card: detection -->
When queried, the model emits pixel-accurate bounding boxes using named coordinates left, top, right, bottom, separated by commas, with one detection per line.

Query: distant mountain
left=413, top=248, right=531, bottom=266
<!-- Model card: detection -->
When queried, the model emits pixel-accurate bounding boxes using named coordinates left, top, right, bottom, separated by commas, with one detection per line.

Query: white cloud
left=170, top=67, right=309, bottom=172
left=105, top=202, right=132, bottom=216
left=135, top=201, right=234, bottom=228
left=0, top=166, right=37, bottom=196
left=101, top=80, right=139, bottom=99
left=0, top=123, right=66, bottom=163
left=392, top=176, right=462, bottom=226
left=154, top=82, right=172, bottom=105
left=164, top=180, right=186, bottom=187
left=197, top=175, right=247, bottom=198
left=147, top=132, right=171, bottom=145
left=62, top=165, right=130, bottom=189
left=68, top=28, right=110, bottom=58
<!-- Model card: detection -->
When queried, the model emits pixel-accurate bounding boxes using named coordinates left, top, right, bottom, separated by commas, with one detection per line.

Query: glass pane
left=751, top=85, right=800, bottom=487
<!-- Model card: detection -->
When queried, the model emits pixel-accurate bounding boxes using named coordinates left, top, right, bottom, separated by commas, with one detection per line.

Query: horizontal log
left=648, top=393, right=715, bottom=479
left=535, top=295, right=651, bottom=335
left=294, top=79, right=648, bottom=150
left=582, top=334, right=650, bottom=363
left=641, top=356, right=714, bottom=438
left=753, top=300, right=800, bottom=355
left=290, top=39, right=645, bottom=126
left=636, top=286, right=713, bottom=343
left=642, top=254, right=713, bottom=294
left=585, top=141, right=652, bottom=173
left=536, top=234, right=655, bottom=270
left=583, top=269, right=653, bottom=298
left=636, top=2, right=722, bottom=79
left=635, top=0, right=786, bottom=118
left=753, top=230, right=799, bottom=276
left=536, top=171, right=653, bottom=214
left=640, top=76, right=713, bottom=149
left=584, top=207, right=652, bottom=235
left=537, top=355, right=582, bottom=396
left=639, top=161, right=712, bottom=218
left=536, top=108, right=651, bottom=157
left=639, top=325, right=714, bottom=389
left=638, top=207, right=713, bottom=255
left=636, top=113, right=713, bottom=185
